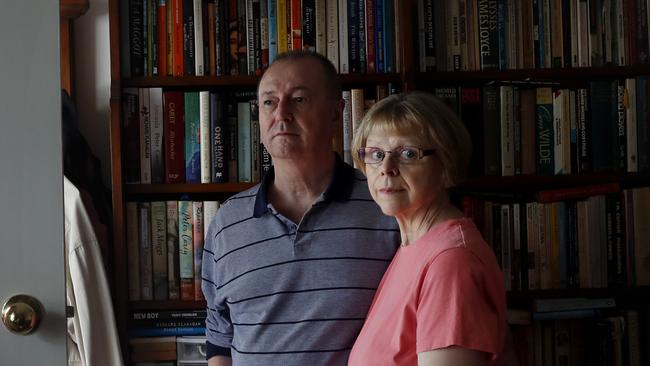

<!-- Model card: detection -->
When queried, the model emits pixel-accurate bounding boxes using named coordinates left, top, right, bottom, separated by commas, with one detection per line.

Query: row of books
left=434, top=77, right=650, bottom=177
left=130, top=335, right=207, bottom=363
left=123, top=88, right=270, bottom=184
left=458, top=186, right=650, bottom=291
left=508, top=304, right=650, bottom=366
left=126, top=200, right=221, bottom=302
left=123, top=85, right=397, bottom=184
left=417, top=0, right=650, bottom=72
left=122, top=0, right=400, bottom=78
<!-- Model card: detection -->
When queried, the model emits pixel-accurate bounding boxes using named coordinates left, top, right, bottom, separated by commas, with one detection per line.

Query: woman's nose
left=379, top=154, right=399, bottom=176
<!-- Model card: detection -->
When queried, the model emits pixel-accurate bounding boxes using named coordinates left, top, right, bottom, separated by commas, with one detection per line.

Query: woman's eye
left=401, top=149, right=418, bottom=160
left=371, top=150, right=385, bottom=161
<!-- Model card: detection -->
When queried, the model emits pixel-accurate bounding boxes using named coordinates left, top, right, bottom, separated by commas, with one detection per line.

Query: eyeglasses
left=358, top=146, right=435, bottom=164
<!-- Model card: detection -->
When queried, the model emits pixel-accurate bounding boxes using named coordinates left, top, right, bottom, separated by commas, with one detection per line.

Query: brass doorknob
left=2, top=294, right=44, bottom=335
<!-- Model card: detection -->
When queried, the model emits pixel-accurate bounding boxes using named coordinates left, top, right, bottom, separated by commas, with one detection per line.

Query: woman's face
left=363, top=128, right=445, bottom=220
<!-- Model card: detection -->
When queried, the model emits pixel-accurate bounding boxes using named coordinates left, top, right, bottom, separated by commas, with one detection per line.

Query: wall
left=74, top=0, right=112, bottom=188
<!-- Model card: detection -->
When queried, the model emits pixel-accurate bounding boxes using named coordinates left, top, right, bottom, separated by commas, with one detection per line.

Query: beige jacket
left=64, top=177, right=124, bottom=366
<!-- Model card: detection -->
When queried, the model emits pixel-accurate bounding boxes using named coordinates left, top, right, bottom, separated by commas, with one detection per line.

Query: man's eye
left=293, top=96, right=305, bottom=103
left=262, top=100, right=275, bottom=107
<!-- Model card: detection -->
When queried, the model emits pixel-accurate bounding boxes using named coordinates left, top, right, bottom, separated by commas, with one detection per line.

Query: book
left=199, top=91, right=211, bottom=183
left=163, top=91, right=185, bottom=183
left=139, top=88, right=152, bottom=184
left=166, top=200, right=180, bottom=300
left=123, top=88, right=141, bottom=184
left=210, top=92, right=227, bottom=183
left=150, top=201, right=168, bottom=300
left=130, top=326, right=206, bottom=337
left=184, top=91, right=201, bottom=183
left=127, top=202, right=141, bottom=301
left=178, top=200, right=194, bottom=300
left=533, top=297, right=616, bottom=313
left=535, top=183, right=620, bottom=203
left=192, top=201, right=204, bottom=301
left=149, top=87, right=164, bottom=183
left=535, top=87, right=554, bottom=176
left=138, top=202, right=153, bottom=300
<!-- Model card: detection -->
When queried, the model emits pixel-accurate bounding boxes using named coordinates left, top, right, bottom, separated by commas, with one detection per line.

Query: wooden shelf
left=124, top=182, right=257, bottom=195
left=121, top=72, right=403, bottom=88
left=60, top=0, right=89, bottom=19
left=457, top=172, right=650, bottom=191
left=414, top=65, right=650, bottom=84
left=130, top=300, right=207, bottom=311
left=507, top=287, right=650, bottom=307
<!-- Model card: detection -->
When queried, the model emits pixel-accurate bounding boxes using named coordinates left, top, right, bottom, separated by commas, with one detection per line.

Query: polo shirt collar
left=253, top=154, right=356, bottom=217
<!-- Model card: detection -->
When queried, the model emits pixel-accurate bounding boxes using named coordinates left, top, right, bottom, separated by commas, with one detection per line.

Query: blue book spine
left=130, top=326, right=206, bottom=337
left=497, top=0, right=507, bottom=70
left=268, top=0, right=278, bottom=64
left=184, top=92, right=201, bottom=183
left=383, top=0, right=395, bottom=72
left=375, top=0, right=384, bottom=73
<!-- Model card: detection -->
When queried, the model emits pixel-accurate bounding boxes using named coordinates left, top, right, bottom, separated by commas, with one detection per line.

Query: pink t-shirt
left=348, top=218, right=506, bottom=366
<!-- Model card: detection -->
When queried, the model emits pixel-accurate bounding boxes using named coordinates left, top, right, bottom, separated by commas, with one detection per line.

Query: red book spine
left=173, top=0, right=184, bottom=76
left=164, top=91, right=186, bottom=183
left=536, top=183, right=621, bottom=203
left=290, top=0, right=302, bottom=50
left=365, top=0, right=376, bottom=73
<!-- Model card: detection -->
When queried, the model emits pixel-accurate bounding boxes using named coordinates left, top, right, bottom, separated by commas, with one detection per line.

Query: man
left=202, top=51, right=400, bottom=366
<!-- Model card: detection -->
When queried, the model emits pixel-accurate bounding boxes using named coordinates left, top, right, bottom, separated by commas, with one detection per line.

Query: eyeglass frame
left=357, top=146, right=436, bottom=165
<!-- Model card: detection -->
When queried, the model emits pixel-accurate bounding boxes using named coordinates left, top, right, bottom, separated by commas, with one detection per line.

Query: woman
left=348, top=92, right=507, bottom=366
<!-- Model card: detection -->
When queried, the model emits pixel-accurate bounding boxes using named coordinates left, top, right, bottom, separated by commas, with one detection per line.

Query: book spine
left=590, top=80, right=617, bottom=172
left=158, top=0, right=167, bottom=75
left=226, top=100, right=238, bottom=182
left=483, top=85, right=501, bottom=175
left=616, top=80, right=627, bottom=172
left=130, top=0, right=145, bottom=76
left=163, top=91, right=186, bottom=183
left=250, top=100, right=261, bottom=182
left=139, top=88, right=152, bottom=184
left=576, top=88, right=592, bottom=173
left=199, top=91, right=211, bottom=183
left=383, top=0, right=394, bottom=72
left=183, top=0, right=195, bottom=75
left=123, top=88, right=141, bottom=184
left=149, top=87, right=165, bottom=183
left=326, top=0, right=339, bottom=71
left=143, top=0, right=150, bottom=75
left=238, top=0, right=249, bottom=74
left=290, top=0, right=302, bottom=50
left=139, top=202, right=153, bottom=300
left=130, top=326, right=206, bottom=337
left=166, top=200, right=180, bottom=300
left=193, top=0, right=204, bottom=75
left=259, top=0, right=269, bottom=71
left=210, top=92, right=227, bottom=183
left=192, top=201, right=204, bottom=301
left=357, top=0, right=367, bottom=72
left=338, top=0, right=349, bottom=73
left=342, top=90, right=353, bottom=164
left=636, top=76, right=648, bottom=172
left=228, top=0, right=240, bottom=75
left=131, top=309, right=207, bottom=321
left=268, top=0, right=278, bottom=64
left=208, top=2, right=216, bottom=75
left=365, top=0, right=376, bottom=73
left=178, top=200, right=194, bottom=300
left=477, top=0, right=499, bottom=70
left=374, top=0, right=384, bottom=73
left=536, top=87, right=554, bottom=176
left=277, top=0, right=288, bottom=54
left=237, top=101, right=252, bottom=182
left=184, top=92, right=201, bottom=183
left=302, top=0, right=316, bottom=51
left=348, top=0, right=360, bottom=73
left=625, top=78, right=638, bottom=172
left=500, top=85, right=515, bottom=176
left=173, top=0, right=184, bottom=75
left=166, top=0, right=174, bottom=75
left=127, top=202, right=141, bottom=301
left=315, top=0, right=326, bottom=55
left=151, top=201, right=168, bottom=300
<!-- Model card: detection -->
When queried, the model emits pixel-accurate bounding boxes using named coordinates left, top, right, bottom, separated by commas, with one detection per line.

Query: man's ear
left=333, top=98, right=345, bottom=123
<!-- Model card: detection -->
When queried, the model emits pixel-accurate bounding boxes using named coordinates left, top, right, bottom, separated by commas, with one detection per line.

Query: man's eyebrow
left=260, top=86, right=311, bottom=96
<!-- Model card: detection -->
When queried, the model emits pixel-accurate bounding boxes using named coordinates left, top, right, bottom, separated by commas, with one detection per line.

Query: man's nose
left=275, top=98, right=293, bottom=122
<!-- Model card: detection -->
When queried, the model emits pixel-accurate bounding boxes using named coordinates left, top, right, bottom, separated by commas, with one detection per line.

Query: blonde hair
left=351, top=91, right=472, bottom=188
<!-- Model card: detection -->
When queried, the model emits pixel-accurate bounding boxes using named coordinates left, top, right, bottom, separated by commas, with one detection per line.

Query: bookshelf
left=108, top=0, right=650, bottom=364
left=107, top=0, right=416, bottom=364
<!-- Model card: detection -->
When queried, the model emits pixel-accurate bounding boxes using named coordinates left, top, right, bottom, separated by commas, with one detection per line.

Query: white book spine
left=338, top=0, right=349, bottom=73
left=203, top=201, right=221, bottom=240
left=315, top=0, right=327, bottom=55
left=553, top=89, right=565, bottom=175
left=326, top=0, right=339, bottom=71
left=342, top=90, right=352, bottom=165
left=199, top=91, right=211, bottom=183
left=149, top=87, right=164, bottom=183
left=193, top=0, right=204, bottom=75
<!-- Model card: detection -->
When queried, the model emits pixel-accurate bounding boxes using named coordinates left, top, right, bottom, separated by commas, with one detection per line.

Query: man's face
left=257, top=59, right=341, bottom=161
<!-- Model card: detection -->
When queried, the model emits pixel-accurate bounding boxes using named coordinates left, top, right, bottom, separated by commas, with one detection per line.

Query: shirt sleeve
left=415, top=247, right=506, bottom=359
left=202, top=214, right=234, bottom=357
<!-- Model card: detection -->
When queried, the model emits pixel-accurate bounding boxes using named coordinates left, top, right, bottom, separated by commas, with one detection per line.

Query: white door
left=0, top=1, right=67, bottom=364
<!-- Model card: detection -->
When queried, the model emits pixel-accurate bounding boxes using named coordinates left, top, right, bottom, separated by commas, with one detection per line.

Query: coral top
left=348, top=218, right=506, bottom=366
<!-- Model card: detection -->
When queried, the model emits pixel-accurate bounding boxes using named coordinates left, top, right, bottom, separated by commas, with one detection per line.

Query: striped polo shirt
left=202, top=156, right=400, bottom=365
